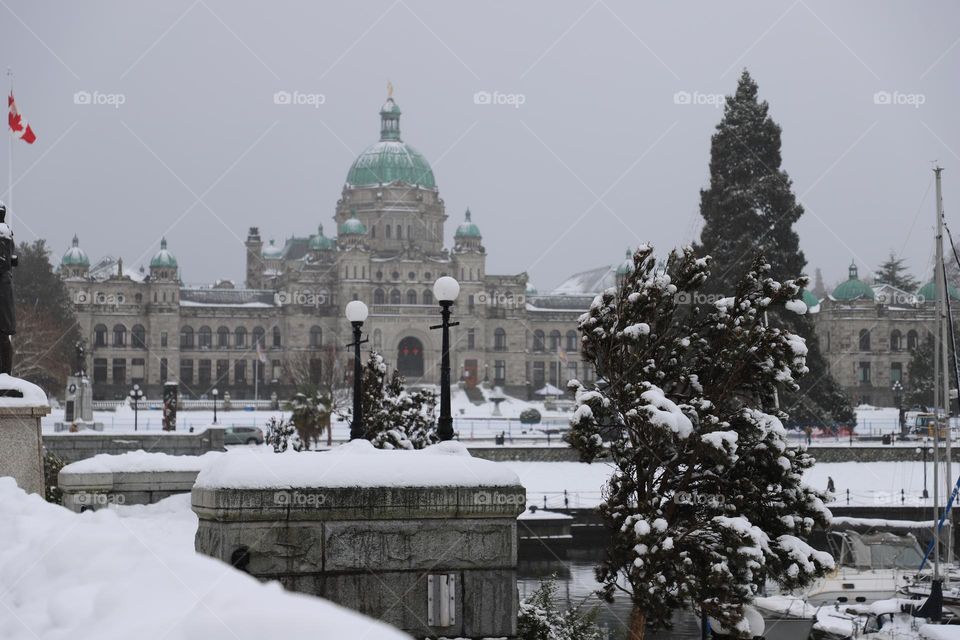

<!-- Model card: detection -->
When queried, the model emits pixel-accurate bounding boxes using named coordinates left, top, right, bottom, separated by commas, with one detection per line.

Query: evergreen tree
left=567, top=246, right=833, bottom=639
left=517, top=577, right=603, bottom=640
left=874, top=251, right=919, bottom=291
left=288, top=390, right=332, bottom=450
left=340, top=352, right=438, bottom=449
left=264, top=416, right=303, bottom=452
left=812, top=268, right=826, bottom=299
left=907, top=335, right=940, bottom=408
left=694, top=70, right=852, bottom=427
left=14, top=240, right=81, bottom=391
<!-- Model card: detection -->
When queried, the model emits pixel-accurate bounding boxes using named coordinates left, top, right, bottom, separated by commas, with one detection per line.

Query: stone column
left=0, top=375, right=50, bottom=495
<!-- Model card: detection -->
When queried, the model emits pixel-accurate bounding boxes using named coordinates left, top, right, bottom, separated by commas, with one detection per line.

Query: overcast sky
left=1, top=1, right=958, bottom=292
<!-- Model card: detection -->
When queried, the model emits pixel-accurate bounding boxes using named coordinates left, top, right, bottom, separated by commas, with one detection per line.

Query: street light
left=129, top=384, right=144, bottom=431
left=212, top=388, right=219, bottom=425
left=892, top=380, right=904, bottom=435
left=345, top=300, right=369, bottom=440
left=431, top=276, right=460, bottom=441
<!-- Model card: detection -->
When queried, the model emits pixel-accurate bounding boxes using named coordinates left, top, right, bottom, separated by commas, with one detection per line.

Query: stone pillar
left=0, top=375, right=50, bottom=495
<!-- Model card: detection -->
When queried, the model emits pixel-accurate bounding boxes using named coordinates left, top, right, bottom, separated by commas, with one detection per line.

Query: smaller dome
left=309, top=224, right=337, bottom=251
left=454, top=209, right=482, bottom=239
left=801, top=290, right=820, bottom=308
left=917, top=280, right=960, bottom=303
left=339, top=217, right=367, bottom=236
left=61, top=235, right=89, bottom=267
left=526, top=282, right=538, bottom=295
left=832, top=261, right=873, bottom=302
left=616, top=249, right=635, bottom=276
left=262, top=239, right=284, bottom=259
left=150, top=237, right=178, bottom=269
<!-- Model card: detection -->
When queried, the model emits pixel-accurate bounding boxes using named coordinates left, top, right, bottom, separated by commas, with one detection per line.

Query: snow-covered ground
left=0, top=478, right=409, bottom=640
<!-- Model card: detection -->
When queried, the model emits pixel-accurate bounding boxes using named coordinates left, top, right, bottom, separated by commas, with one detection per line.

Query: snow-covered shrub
left=264, top=416, right=302, bottom=453
left=519, top=408, right=542, bottom=425
left=517, top=578, right=602, bottom=640
left=43, top=452, right=65, bottom=504
left=567, top=245, right=833, bottom=638
left=289, top=391, right=332, bottom=449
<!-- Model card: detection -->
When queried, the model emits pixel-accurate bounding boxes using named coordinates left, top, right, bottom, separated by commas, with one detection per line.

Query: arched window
left=217, top=326, right=230, bottom=348
left=235, top=327, right=247, bottom=348
left=566, top=330, right=578, bottom=352
left=386, top=225, right=392, bottom=238
left=374, top=288, right=386, bottom=305
left=390, top=289, right=401, bottom=305
left=180, top=326, right=194, bottom=349
left=422, top=290, right=433, bottom=306
left=132, top=325, right=147, bottom=349
left=310, top=326, right=322, bottom=348
left=198, top=326, right=212, bottom=349
left=890, top=330, right=902, bottom=352
left=112, top=324, right=127, bottom=347
left=253, top=326, right=266, bottom=348
left=907, top=330, right=919, bottom=351
left=549, top=330, right=562, bottom=352
left=859, top=329, right=871, bottom=351
left=406, top=289, right=418, bottom=305
left=397, top=226, right=402, bottom=239
left=272, top=326, right=282, bottom=348
left=134, top=293, right=142, bottom=304
left=494, top=328, right=507, bottom=351
left=533, top=330, right=545, bottom=352
left=94, top=324, right=107, bottom=347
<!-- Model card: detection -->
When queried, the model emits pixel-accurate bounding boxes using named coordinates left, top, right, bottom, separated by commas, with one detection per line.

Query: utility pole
left=936, top=165, right=953, bottom=578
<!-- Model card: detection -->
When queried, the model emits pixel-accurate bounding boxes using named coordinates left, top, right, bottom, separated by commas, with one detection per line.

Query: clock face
left=68, top=383, right=77, bottom=394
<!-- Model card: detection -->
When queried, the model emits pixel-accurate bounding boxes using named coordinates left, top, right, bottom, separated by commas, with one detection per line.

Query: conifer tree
left=567, top=245, right=833, bottom=639
left=874, top=251, right=919, bottom=292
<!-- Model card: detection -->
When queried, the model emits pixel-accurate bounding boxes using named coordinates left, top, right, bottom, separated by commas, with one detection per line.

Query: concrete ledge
left=44, top=428, right=226, bottom=463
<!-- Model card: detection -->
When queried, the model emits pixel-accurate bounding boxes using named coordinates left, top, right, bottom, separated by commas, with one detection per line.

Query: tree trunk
left=629, top=606, right=647, bottom=640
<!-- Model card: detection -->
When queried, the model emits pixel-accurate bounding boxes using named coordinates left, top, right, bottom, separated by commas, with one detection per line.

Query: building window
left=374, top=288, right=385, bottom=304
left=566, top=330, right=578, bottom=352
left=390, top=289, right=401, bottom=305
left=216, top=359, right=229, bottom=384
left=467, top=329, right=475, bottom=350
left=423, top=290, right=433, bottom=305
left=132, top=325, right=147, bottom=349
left=533, top=362, right=546, bottom=388
left=890, top=330, right=902, bottom=352
left=549, top=330, right=561, bottom=352
left=373, top=329, right=383, bottom=351
left=857, top=361, right=871, bottom=385
left=198, top=326, right=212, bottom=349
left=494, top=328, right=507, bottom=351
left=160, top=358, right=168, bottom=382
left=160, top=331, right=168, bottom=348
left=567, top=361, right=578, bottom=383
left=891, top=362, right=903, bottom=383
left=386, top=225, right=392, bottom=238
left=494, top=360, right=506, bottom=384
left=253, top=326, right=266, bottom=348
left=217, top=327, right=230, bottom=348
left=235, top=327, right=247, bottom=348
left=234, top=360, right=246, bottom=383
left=112, top=358, right=126, bottom=385
left=112, top=324, right=126, bottom=347
left=180, top=326, right=194, bottom=349
left=859, top=329, right=871, bottom=351
left=272, top=326, right=281, bottom=348
left=583, top=363, right=595, bottom=384
left=408, top=271, right=416, bottom=280
left=309, top=359, right=322, bottom=385
left=907, top=330, right=919, bottom=351
left=93, top=358, right=108, bottom=384
left=533, top=330, right=545, bottom=352
left=406, top=289, right=418, bottom=305
left=199, top=360, right=212, bottom=387
left=131, top=358, right=145, bottom=384
left=271, top=359, right=281, bottom=381
left=310, top=326, right=323, bottom=348
left=180, top=359, right=194, bottom=385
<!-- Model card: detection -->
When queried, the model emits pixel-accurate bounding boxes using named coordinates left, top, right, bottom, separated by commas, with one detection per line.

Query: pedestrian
left=804, top=425, right=813, bottom=446
left=827, top=477, right=835, bottom=494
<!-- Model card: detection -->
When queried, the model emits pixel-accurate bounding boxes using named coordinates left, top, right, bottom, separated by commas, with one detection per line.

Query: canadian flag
left=8, top=92, right=36, bottom=144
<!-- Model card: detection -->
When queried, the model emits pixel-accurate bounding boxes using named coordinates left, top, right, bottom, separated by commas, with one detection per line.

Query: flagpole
left=6, top=67, right=11, bottom=223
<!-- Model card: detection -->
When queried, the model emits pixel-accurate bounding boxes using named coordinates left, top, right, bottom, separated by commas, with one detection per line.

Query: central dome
left=345, top=97, right=436, bottom=189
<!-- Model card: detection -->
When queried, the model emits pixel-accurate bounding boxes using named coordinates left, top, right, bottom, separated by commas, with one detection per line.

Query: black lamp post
left=129, top=384, right=144, bottom=431
left=345, top=300, right=369, bottom=440
left=892, top=380, right=904, bottom=434
left=431, top=276, right=460, bottom=441
left=212, top=388, right=219, bottom=425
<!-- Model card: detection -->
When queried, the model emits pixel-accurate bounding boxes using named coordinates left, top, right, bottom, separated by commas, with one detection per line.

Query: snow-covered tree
left=517, top=578, right=602, bottom=640
left=339, top=352, right=438, bottom=449
left=874, top=251, right=919, bottom=292
left=264, top=416, right=303, bottom=453
left=567, top=245, right=833, bottom=639
left=288, top=390, right=332, bottom=450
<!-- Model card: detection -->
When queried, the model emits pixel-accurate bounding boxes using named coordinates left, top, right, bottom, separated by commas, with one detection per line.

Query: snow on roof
left=61, top=450, right=222, bottom=475
left=195, top=439, right=520, bottom=490
left=550, top=264, right=616, bottom=296
left=0, top=478, right=410, bottom=640
left=0, top=374, right=48, bottom=407
left=518, top=508, right=573, bottom=521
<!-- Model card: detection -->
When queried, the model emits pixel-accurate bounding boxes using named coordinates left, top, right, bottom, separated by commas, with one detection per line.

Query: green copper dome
left=149, top=237, right=178, bottom=269
left=454, top=209, right=481, bottom=238
left=339, top=217, right=367, bottom=236
left=616, top=249, right=635, bottom=276
left=832, top=261, right=873, bottom=301
left=61, top=235, right=89, bottom=267
left=917, top=280, right=960, bottom=302
left=801, top=290, right=820, bottom=308
left=526, top=282, right=538, bottom=295
left=262, top=239, right=283, bottom=259
left=345, top=97, right=436, bottom=189
left=309, top=224, right=337, bottom=251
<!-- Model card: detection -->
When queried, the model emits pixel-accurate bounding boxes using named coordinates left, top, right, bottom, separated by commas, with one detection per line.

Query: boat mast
left=936, top=165, right=953, bottom=579
left=933, top=166, right=944, bottom=582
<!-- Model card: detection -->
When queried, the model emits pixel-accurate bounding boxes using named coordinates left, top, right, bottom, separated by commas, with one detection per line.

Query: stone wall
left=43, top=428, right=225, bottom=463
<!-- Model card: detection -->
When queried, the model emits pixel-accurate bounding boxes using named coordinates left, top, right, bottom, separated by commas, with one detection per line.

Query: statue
left=73, top=340, right=87, bottom=377
left=0, top=202, right=17, bottom=375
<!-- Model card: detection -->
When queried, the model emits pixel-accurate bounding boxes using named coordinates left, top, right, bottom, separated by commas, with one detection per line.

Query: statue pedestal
left=193, top=441, right=524, bottom=638
left=0, top=374, right=50, bottom=495
left=55, top=375, right=102, bottom=431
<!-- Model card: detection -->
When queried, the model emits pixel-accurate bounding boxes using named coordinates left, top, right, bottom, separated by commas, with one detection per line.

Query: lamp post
left=892, top=380, right=904, bottom=435
left=212, top=388, right=219, bottom=425
left=345, top=300, right=369, bottom=440
left=129, top=384, right=144, bottom=431
left=431, top=276, right=460, bottom=441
